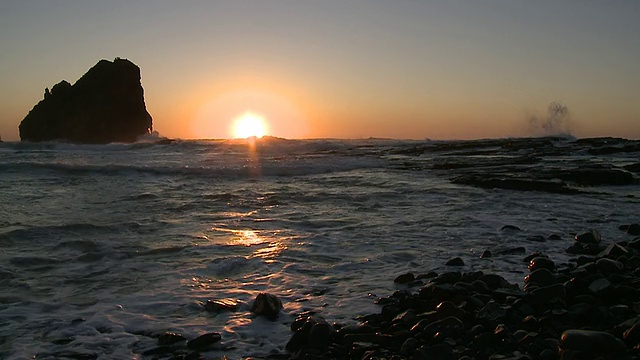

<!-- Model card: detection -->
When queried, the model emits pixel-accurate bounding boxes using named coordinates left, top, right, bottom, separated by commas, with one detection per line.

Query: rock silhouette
left=19, top=58, right=153, bottom=143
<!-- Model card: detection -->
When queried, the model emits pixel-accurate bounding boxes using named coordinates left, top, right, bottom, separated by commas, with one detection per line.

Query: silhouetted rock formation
left=19, top=58, right=153, bottom=143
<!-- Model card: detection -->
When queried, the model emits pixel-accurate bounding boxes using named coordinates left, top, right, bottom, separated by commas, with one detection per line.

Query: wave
left=0, top=157, right=384, bottom=179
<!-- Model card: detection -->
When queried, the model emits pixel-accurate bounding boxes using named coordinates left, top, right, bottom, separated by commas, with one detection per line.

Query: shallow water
left=0, top=137, right=638, bottom=359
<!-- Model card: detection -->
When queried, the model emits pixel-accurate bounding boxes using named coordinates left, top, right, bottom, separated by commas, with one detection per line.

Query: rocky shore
left=132, top=224, right=640, bottom=359
left=285, top=225, right=640, bottom=360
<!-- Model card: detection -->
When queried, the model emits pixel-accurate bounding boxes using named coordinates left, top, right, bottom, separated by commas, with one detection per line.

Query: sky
left=1, top=0, right=639, bottom=141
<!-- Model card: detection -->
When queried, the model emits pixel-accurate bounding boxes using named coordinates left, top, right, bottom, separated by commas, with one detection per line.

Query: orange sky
left=1, top=1, right=639, bottom=141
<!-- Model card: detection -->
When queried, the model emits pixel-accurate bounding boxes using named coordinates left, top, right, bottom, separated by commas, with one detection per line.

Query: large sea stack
left=19, top=58, right=153, bottom=143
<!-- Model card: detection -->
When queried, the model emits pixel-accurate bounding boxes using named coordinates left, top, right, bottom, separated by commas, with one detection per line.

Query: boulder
left=19, top=58, right=153, bottom=144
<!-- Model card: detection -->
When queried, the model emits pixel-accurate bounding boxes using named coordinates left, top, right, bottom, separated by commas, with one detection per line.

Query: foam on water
left=0, top=137, right=638, bottom=358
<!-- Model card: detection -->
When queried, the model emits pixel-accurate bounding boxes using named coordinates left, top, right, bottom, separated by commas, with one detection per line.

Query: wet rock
left=559, top=329, right=627, bottom=359
left=158, top=332, right=187, bottom=346
left=204, top=298, right=238, bottom=313
left=575, top=230, right=601, bottom=245
left=422, top=316, right=464, bottom=339
left=588, top=278, right=615, bottom=298
left=595, top=258, right=624, bottom=275
left=618, top=223, right=640, bottom=237
left=528, top=257, right=556, bottom=272
left=599, top=243, right=629, bottom=258
left=501, top=225, right=523, bottom=232
left=250, top=293, right=283, bottom=320
left=524, top=268, right=556, bottom=287
left=445, top=257, right=464, bottom=266
left=481, top=250, right=492, bottom=258
left=399, top=337, right=419, bottom=356
left=394, top=272, right=415, bottom=284
left=187, top=332, right=221, bottom=350
left=479, top=274, right=512, bottom=290
left=566, top=242, right=602, bottom=255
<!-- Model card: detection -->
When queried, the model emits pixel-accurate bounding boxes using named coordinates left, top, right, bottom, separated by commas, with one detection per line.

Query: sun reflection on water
left=211, top=227, right=287, bottom=260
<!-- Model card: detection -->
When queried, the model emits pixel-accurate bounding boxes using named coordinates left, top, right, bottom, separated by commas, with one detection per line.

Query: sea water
left=0, top=137, right=638, bottom=359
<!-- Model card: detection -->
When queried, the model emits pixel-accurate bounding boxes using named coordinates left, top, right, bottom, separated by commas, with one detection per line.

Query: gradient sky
left=1, top=1, right=639, bottom=140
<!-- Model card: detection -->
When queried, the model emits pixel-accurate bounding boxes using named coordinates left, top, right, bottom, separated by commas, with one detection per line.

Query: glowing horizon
left=0, top=2, right=639, bottom=141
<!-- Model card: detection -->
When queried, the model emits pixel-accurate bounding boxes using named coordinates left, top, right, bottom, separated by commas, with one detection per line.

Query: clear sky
left=1, top=1, right=639, bottom=140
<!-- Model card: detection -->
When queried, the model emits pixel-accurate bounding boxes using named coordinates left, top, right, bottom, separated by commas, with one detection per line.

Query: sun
left=232, top=112, right=269, bottom=139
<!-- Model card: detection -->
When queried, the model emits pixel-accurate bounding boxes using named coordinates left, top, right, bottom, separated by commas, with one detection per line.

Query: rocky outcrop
left=19, top=58, right=153, bottom=144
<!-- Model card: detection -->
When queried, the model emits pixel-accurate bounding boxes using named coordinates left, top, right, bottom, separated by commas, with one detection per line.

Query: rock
left=528, top=257, right=556, bottom=272
left=250, top=293, right=283, bottom=320
left=575, top=230, right=601, bottom=245
left=524, top=268, right=556, bottom=287
left=394, top=272, right=415, bottom=284
left=204, top=298, right=238, bottom=313
left=595, top=258, right=624, bottom=275
left=480, top=250, right=492, bottom=258
left=445, top=257, right=464, bottom=266
left=19, top=58, right=153, bottom=144
left=623, top=320, right=640, bottom=348
left=619, top=223, right=640, bottom=236
left=158, top=332, right=186, bottom=346
left=399, top=337, right=419, bottom=356
left=501, top=225, right=523, bottom=232
left=187, top=332, right=221, bottom=350
left=559, top=329, right=627, bottom=359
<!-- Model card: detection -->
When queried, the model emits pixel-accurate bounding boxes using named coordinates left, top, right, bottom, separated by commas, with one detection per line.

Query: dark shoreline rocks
left=19, top=58, right=153, bottom=144
left=285, top=228, right=640, bottom=359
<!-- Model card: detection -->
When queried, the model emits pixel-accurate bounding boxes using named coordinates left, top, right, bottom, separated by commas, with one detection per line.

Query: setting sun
left=232, top=112, right=268, bottom=139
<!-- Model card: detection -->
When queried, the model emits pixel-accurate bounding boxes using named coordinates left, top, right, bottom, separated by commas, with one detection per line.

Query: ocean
left=0, top=136, right=638, bottom=359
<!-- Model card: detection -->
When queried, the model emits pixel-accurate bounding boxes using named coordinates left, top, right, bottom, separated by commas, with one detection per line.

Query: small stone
left=480, top=250, right=492, bottom=258
left=445, top=257, right=464, bottom=266
left=575, top=230, right=601, bottom=245
left=250, top=293, right=283, bottom=320
left=548, top=234, right=562, bottom=240
left=394, top=272, right=415, bottom=284
left=187, top=332, right=221, bottom=350
left=158, top=332, right=187, bottom=346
